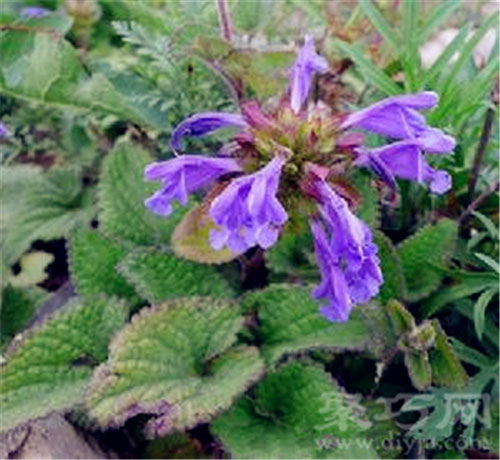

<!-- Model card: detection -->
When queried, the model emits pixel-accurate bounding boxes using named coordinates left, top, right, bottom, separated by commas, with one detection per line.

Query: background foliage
left=0, top=0, right=498, bottom=458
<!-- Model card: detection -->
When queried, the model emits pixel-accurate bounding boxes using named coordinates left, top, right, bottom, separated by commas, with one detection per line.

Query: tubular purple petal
left=289, top=35, right=329, bottom=114
left=310, top=181, right=383, bottom=322
left=144, top=155, right=242, bottom=216
left=170, top=112, right=248, bottom=152
left=359, top=141, right=452, bottom=194
left=209, top=156, right=288, bottom=253
left=342, top=91, right=455, bottom=154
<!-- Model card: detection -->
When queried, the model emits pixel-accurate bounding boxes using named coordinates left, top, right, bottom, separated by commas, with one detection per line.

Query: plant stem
left=216, top=0, right=233, bottom=43
left=467, top=105, right=495, bottom=203
left=460, top=180, right=499, bottom=225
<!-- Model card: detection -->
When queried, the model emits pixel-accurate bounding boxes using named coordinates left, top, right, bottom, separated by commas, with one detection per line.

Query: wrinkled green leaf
left=87, top=298, right=264, bottom=436
left=0, top=296, right=128, bottom=432
left=212, top=362, right=378, bottom=459
left=118, top=249, right=234, bottom=304
left=397, top=219, right=458, bottom=301
left=68, top=229, right=138, bottom=302
left=242, top=285, right=373, bottom=365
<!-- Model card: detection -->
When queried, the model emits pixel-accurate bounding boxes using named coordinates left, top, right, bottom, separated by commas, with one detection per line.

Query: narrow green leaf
left=86, top=298, right=264, bottom=436
left=421, top=0, right=462, bottom=42
left=0, top=296, right=128, bottom=432
left=422, top=271, right=498, bottom=317
left=118, top=249, right=234, bottom=304
left=358, top=0, right=400, bottom=53
left=473, top=288, right=498, bottom=340
left=241, top=285, right=373, bottom=365
left=474, top=252, right=500, bottom=274
left=334, top=41, right=401, bottom=96
left=402, top=0, right=419, bottom=91
left=440, top=13, right=499, bottom=96
left=422, top=25, right=469, bottom=88
left=450, top=337, right=492, bottom=369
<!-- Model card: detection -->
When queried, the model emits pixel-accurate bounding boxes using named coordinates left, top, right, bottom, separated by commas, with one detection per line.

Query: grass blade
left=402, top=0, right=420, bottom=91
left=440, top=13, right=499, bottom=96
left=358, top=0, right=400, bottom=53
left=335, top=40, right=402, bottom=96
left=422, top=26, right=469, bottom=87
left=473, top=288, right=498, bottom=340
left=421, top=0, right=463, bottom=43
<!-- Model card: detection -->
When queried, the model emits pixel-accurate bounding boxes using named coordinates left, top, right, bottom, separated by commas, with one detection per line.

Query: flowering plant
left=145, top=35, right=455, bottom=321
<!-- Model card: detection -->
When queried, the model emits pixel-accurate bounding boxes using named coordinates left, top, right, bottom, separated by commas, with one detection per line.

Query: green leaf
left=450, top=338, right=492, bottom=369
left=171, top=204, right=238, bottom=264
left=421, top=0, right=462, bottom=42
left=9, top=251, right=54, bottom=288
left=397, top=219, right=458, bottom=301
left=212, top=362, right=378, bottom=459
left=473, top=288, right=498, bottom=341
left=118, top=249, right=234, bottom=304
left=265, top=226, right=316, bottom=280
left=358, top=0, right=399, bottom=53
left=471, top=211, right=499, bottom=241
left=241, top=285, right=372, bottom=365
left=0, top=32, right=163, bottom=128
left=421, top=26, right=469, bottom=87
left=334, top=41, right=401, bottom=96
left=474, top=252, right=500, bottom=274
left=0, top=296, right=128, bottom=432
left=68, top=229, right=138, bottom=302
left=429, top=320, right=468, bottom=389
left=439, top=13, right=499, bottom=96
left=422, top=271, right=498, bottom=317
left=98, top=139, right=185, bottom=247
left=0, top=286, right=46, bottom=347
left=86, top=298, right=264, bottom=436
left=385, top=299, right=415, bottom=336
left=352, top=172, right=380, bottom=229
left=1, top=166, right=94, bottom=265
left=401, top=0, right=419, bottom=91
left=404, top=351, right=432, bottom=391
left=373, top=232, right=406, bottom=304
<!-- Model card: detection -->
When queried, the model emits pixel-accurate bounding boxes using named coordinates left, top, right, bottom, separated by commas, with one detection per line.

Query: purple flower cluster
left=144, top=36, right=455, bottom=322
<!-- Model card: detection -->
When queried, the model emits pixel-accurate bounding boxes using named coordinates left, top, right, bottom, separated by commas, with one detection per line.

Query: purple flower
left=0, top=122, right=8, bottom=139
left=170, top=112, right=248, bottom=152
left=21, top=6, right=50, bottom=18
left=144, top=155, right=242, bottom=216
left=342, top=91, right=455, bottom=153
left=311, top=180, right=383, bottom=322
left=289, top=35, right=329, bottom=114
left=310, top=219, right=352, bottom=321
left=209, top=156, right=288, bottom=253
left=357, top=141, right=452, bottom=194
